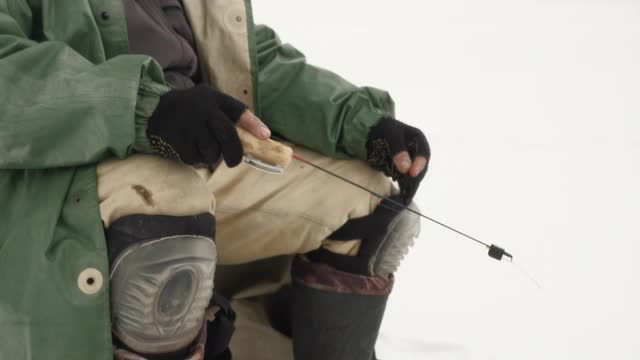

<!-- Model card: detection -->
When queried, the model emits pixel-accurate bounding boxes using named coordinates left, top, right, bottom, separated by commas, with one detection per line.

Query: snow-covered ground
left=254, top=1, right=640, bottom=359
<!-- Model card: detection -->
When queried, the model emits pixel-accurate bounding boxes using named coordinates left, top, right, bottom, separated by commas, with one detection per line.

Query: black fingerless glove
left=147, top=84, right=248, bottom=167
left=366, top=117, right=431, bottom=204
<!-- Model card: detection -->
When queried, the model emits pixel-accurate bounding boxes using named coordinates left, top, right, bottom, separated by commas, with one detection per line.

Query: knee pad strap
left=309, top=197, right=420, bottom=277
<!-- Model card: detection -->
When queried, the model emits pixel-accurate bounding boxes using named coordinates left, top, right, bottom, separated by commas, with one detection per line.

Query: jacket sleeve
left=255, top=25, right=395, bottom=160
left=0, top=2, right=170, bottom=170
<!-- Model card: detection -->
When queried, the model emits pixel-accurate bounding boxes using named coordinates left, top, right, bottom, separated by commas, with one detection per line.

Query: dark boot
left=291, top=257, right=393, bottom=360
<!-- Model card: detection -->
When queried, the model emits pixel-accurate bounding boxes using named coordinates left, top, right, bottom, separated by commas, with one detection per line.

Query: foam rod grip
left=236, top=126, right=293, bottom=169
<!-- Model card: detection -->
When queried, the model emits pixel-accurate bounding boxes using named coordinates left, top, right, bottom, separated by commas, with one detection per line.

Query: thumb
left=236, top=110, right=271, bottom=140
left=207, top=110, right=244, bottom=167
left=393, top=151, right=412, bottom=174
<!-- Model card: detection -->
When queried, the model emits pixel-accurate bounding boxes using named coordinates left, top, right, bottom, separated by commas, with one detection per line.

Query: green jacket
left=0, top=0, right=394, bottom=358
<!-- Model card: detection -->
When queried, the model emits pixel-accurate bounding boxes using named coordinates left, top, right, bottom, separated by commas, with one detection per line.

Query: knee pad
left=309, top=196, right=421, bottom=278
left=106, top=213, right=216, bottom=355
left=372, top=200, right=421, bottom=277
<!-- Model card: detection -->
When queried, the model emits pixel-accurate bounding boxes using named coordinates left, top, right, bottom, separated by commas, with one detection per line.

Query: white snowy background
left=253, top=1, right=640, bottom=359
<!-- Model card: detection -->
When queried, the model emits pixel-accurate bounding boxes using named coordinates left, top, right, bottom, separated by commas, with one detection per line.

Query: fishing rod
left=238, top=128, right=541, bottom=287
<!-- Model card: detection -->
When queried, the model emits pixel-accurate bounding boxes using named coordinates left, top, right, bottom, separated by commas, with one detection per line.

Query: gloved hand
left=147, top=84, right=248, bottom=167
left=366, top=117, right=430, bottom=204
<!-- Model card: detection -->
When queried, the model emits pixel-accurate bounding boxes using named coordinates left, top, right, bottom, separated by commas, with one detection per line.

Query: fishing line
left=378, top=197, right=542, bottom=288
left=511, top=261, right=543, bottom=289
left=289, top=153, right=545, bottom=288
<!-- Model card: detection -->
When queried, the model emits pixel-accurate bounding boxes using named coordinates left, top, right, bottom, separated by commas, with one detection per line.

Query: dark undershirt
left=123, top=0, right=200, bottom=89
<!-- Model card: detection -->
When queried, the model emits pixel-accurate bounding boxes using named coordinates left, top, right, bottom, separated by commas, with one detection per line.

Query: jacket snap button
left=100, top=11, right=111, bottom=21
left=77, top=268, right=104, bottom=295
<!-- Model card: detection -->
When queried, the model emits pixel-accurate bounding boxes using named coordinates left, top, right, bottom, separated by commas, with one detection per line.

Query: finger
left=392, top=151, right=412, bottom=174
left=196, top=132, right=220, bottom=166
left=398, top=176, right=420, bottom=205
left=217, top=92, right=249, bottom=121
left=406, top=126, right=430, bottom=158
left=208, top=110, right=244, bottom=167
left=236, top=110, right=271, bottom=140
left=409, top=156, right=428, bottom=177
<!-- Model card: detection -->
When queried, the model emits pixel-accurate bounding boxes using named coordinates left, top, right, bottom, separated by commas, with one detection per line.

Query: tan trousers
left=97, top=145, right=394, bottom=359
left=97, top=144, right=393, bottom=263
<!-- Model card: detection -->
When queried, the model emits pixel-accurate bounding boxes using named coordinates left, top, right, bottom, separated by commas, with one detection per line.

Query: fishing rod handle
left=236, top=126, right=293, bottom=169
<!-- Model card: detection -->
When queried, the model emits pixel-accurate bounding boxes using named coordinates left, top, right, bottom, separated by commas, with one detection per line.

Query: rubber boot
left=291, top=256, right=393, bottom=360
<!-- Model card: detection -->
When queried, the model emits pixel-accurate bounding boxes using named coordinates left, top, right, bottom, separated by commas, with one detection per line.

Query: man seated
left=0, top=1, right=429, bottom=359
